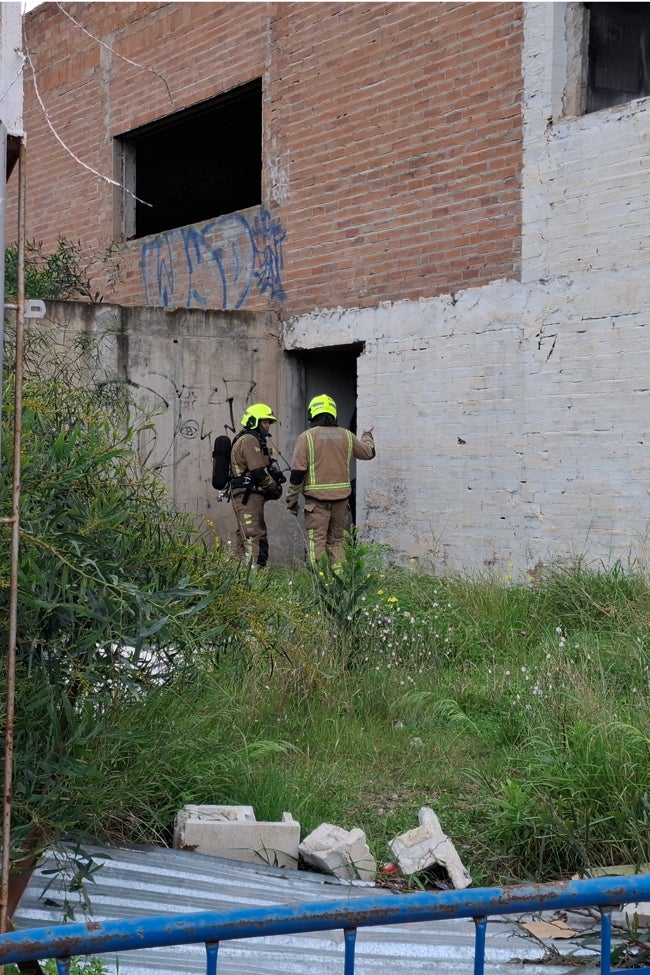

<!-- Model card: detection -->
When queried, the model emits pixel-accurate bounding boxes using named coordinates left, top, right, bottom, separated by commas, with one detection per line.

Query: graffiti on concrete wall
left=140, top=207, right=286, bottom=310
left=131, top=371, right=261, bottom=480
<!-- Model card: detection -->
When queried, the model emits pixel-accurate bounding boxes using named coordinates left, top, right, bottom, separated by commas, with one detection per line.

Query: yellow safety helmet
left=307, top=394, right=337, bottom=421
left=241, top=403, right=278, bottom=429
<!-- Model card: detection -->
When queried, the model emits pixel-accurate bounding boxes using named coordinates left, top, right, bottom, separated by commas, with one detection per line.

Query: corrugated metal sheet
left=13, top=844, right=593, bottom=975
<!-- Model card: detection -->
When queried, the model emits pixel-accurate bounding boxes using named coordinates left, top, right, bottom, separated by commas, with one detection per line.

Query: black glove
left=268, top=460, right=287, bottom=485
left=264, top=483, right=283, bottom=501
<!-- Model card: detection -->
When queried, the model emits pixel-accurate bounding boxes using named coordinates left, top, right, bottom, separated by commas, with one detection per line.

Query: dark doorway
left=298, top=343, right=364, bottom=522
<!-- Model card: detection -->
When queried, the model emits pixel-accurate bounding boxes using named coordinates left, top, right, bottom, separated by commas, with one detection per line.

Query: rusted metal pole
left=1, top=135, right=26, bottom=937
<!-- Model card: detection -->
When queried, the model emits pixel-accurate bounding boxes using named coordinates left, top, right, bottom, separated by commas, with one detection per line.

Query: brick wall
left=9, top=1, right=523, bottom=317
left=270, top=1, right=523, bottom=315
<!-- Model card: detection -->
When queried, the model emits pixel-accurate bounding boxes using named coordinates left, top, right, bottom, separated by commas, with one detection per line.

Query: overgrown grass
left=69, top=541, right=650, bottom=887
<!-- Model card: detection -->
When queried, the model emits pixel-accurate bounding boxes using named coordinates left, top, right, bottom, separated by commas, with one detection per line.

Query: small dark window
left=586, top=3, right=650, bottom=113
left=115, top=79, right=262, bottom=240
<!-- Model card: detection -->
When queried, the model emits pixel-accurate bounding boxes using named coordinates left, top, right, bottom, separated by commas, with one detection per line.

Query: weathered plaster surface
left=31, top=302, right=305, bottom=564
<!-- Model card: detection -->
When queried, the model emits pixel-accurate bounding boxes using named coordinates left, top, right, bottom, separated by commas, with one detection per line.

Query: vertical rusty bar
left=0, top=135, right=25, bottom=938
left=343, top=926, right=356, bottom=975
left=205, top=940, right=219, bottom=975
left=473, top=915, right=488, bottom=975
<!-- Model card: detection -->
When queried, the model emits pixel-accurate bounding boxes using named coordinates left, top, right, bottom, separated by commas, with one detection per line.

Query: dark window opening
left=586, top=3, right=650, bottom=113
left=115, top=79, right=262, bottom=240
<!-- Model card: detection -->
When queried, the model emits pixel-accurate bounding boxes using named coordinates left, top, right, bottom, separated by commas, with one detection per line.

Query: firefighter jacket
left=287, top=425, right=375, bottom=502
left=230, top=429, right=277, bottom=495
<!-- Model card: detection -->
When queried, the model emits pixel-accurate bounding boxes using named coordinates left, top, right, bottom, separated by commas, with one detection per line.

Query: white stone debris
left=299, top=823, right=377, bottom=881
left=573, top=864, right=650, bottom=930
left=173, top=804, right=300, bottom=869
left=389, top=806, right=472, bottom=888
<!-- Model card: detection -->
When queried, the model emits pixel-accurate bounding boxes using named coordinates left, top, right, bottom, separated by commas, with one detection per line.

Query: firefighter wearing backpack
left=231, top=403, right=284, bottom=568
left=285, top=394, right=375, bottom=567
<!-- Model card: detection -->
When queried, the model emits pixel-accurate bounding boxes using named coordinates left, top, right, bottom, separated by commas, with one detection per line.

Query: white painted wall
left=0, top=2, right=23, bottom=136
left=284, top=2, right=650, bottom=577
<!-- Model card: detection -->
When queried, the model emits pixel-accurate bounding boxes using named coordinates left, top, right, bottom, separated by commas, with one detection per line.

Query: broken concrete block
left=389, top=806, right=472, bottom=888
left=173, top=804, right=300, bottom=869
left=299, top=823, right=377, bottom=881
left=174, top=804, right=256, bottom=834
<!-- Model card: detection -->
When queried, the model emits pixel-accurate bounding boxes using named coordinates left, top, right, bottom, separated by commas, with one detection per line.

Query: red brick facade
left=10, top=1, right=523, bottom=318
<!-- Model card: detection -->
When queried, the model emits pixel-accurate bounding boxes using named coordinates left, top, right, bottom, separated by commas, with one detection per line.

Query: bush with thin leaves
left=4, top=236, right=119, bottom=303
left=0, top=328, right=287, bottom=864
left=307, top=529, right=379, bottom=665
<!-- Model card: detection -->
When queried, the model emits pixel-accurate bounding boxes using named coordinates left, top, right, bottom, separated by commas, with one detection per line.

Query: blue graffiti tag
left=141, top=235, right=175, bottom=307
left=252, top=207, right=286, bottom=300
left=141, top=206, right=286, bottom=310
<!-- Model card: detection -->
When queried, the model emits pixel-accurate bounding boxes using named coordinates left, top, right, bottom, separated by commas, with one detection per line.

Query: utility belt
left=232, top=461, right=285, bottom=505
left=231, top=474, right=253, bottom=490
left=231, top=474, right=268, bottom=505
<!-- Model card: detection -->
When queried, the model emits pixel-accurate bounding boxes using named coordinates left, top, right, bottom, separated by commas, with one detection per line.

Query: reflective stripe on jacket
left=290, top=426, right=375, bottom=502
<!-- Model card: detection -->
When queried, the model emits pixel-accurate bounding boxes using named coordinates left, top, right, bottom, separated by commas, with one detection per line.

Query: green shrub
left=0, top=329, right=289, bottom=862
left=5, top=958, right=106, bottom=975
left=5, top=236, right=118, bottom=302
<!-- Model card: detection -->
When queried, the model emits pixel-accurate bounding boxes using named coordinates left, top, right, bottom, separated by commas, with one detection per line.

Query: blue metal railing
left=2, top=874, right=650, bottom=975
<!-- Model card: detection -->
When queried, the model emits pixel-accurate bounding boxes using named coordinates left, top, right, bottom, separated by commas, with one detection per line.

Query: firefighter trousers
left=303, top=496, right=350, bottom=567
left=231, top=491, right=269, bottom=567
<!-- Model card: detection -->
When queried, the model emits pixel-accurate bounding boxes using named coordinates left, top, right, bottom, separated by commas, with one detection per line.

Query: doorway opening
left=293, top=342, right=364, bottom=522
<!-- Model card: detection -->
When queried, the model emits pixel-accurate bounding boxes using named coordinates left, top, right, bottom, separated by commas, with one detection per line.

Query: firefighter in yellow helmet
left=230, top=403, right=285, bottom=568
left=285, top=394, right=375, bottom=567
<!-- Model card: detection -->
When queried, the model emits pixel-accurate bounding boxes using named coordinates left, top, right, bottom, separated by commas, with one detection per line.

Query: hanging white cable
left=23, top=43, right=152, bottom=207
left=53, top=1, right=174, bottom=107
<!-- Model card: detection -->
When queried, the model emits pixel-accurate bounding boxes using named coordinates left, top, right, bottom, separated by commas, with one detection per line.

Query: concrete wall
left=0, top=2, right=23, bottom=137
left=287, top=272, right=650, bottom=575
left=32, top=300, right=305, bottom=564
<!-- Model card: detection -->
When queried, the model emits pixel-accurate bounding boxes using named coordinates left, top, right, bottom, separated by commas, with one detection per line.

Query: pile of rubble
left=173, top=803, right=472, bottom=889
